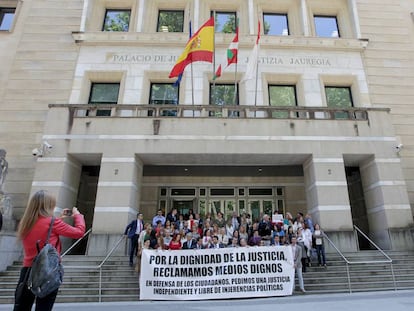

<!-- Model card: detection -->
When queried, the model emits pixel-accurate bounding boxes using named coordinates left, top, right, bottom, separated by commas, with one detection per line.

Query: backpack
left=27, top=217, right=64, bottom=298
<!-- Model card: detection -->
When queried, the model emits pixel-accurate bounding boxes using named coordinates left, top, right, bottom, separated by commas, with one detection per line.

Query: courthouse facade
left=1, top=0, right=414, bottom=254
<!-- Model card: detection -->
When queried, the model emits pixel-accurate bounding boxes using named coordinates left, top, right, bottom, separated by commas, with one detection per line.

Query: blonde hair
left=17, top=190, right=56, bottom=239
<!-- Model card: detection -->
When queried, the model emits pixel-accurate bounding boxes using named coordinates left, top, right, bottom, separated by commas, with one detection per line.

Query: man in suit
left=258, top=214, right=273, bottom=246
left=291, top=235, right=306, bottom=293
left=210, top=235, right=225, bottom=249
left=227, top=237, right=239, bottom=248
left=166, top=208, right=178, bottom=225
left=195, top=237, right=204, bottom=249
left=230, top=212, right=240, bottom=231
left=124, top=213, right=144, bottom=267
left=182, top=232, right=196, bottom=249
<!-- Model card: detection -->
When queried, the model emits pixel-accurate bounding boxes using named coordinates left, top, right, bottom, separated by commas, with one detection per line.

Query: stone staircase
left=0, top=255, right=139, bottom=304
left=300, top=250, right=414, bottom=294
left=1, top=251, right=414, bottom=303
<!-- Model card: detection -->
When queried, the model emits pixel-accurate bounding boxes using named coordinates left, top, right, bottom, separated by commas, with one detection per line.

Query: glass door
left=173, top=200, right=194, bottom=217
left=210, top=199, right=236, bottom=220
left=263, top=200, right=273, bottom=215
left=248, top=199, right=274, bottom=222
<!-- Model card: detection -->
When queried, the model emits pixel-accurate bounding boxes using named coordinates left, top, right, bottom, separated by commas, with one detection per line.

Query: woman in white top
left=217, top=227, right=229, bottom=246
left=313, top=223, right=327, bottom=266
left=302, top=224, right=313, bottom=266
left=225, top=219, right=234, bottom=242
left=202, top=229, right=212, bottom=248
left=239, top=224, right=249, bottom=241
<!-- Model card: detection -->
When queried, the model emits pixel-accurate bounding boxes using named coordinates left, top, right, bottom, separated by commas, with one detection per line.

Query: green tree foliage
left=269, top=86, right=296, bottom=107
left=89, top=83, right=120, bottom=116
left=325, top=87, right=352, bottom=108
left=103, top=10, right=130, bottom=32
left=215, top=13, right=236, bottom=33
left=222, top=14, right=236, bottom=33
left=158, top=11, right=184, bottom=32
left=269, top=86, right=296, bottom=118
left=150, top=84, right=178, bottom=116
left=90, top=84, right=119, bottom=103
left=210, top=84, right=238, bottom=117
left=210, top=84, right=237, bottom=106
left=263, top=21, right=271, bottom=35
left=325, top=87, right=353, bottom=119
left=151, top=84, right=178, bottom=105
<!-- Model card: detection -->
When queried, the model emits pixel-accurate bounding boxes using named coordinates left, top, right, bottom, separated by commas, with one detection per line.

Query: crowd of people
left=124, top=208, right=328, bottom=274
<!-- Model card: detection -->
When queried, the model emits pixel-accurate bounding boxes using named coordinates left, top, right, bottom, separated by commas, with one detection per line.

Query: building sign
left=107, top=53, right=178, bottom=63
left=139, top=246, right=294, bottom=300
left=108, top=53, right=332, bottom=67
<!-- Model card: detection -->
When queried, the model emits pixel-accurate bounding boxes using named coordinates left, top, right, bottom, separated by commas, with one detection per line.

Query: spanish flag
left=169, top=17, right=215, bottom=78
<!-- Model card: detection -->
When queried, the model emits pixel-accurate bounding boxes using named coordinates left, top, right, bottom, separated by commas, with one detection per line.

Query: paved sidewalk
left=2, top=290, right=414, bottom=311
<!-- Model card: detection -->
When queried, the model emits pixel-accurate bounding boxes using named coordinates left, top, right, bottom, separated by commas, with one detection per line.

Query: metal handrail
left=322, top=231, right=353, bottom=291
left=63, top=234, right=127, bottom=302
left=353, top=225, right=393, bottom=262
left=323, top=225, right=396, bottom=293
left=96, top=235, right=127, bottom=301
left=61, top=228, right=92, bottom=258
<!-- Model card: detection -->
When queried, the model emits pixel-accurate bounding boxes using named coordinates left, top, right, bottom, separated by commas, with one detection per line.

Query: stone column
left=300, top=0, right=310, bottom=36
left=87, top=155, right=143, bottom=255
left=0, top=149, right=21, bottom=271
left=360, top=157, right=414, bottom=250
left=0, top=149, right=15, bottom=232
left=31, top=155, right=82, bottom=213
left=303, top=156, right=356, bottom=251
left=30, top=154, right=83, bottom=254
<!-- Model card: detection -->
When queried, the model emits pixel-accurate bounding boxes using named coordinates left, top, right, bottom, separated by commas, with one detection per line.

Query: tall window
left=268, top=85, right=297, bottom=118
left=149, top=83, right=179, bottom=116
left=88, top=83, right=120, bottom=116
left=0, top=7, right=15, bottom=31
left=102, top=9, right=131, bottom=32
left=157, top=10, right=184, bottom=32
left=314, top=15, right=340, bottom=37
left=210, top=83, right=239, bottom=117
left=263, top=13, right=289, bottom=36
left=325, top=86, right=353, bottom=119
left=213, top=11, right=237, bottom=33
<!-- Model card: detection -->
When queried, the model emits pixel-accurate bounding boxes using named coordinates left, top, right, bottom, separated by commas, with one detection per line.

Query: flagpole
left=254, top=54, right=259, bottom=108
left=188, top=12, right=195, bottom=115
left=234, top=62, right=238, bottom=107
left=234, top=18, right=238, bottom=107
left=254, top=18, right=261, bottom=116
left=213, top=11, right=216, bottom=88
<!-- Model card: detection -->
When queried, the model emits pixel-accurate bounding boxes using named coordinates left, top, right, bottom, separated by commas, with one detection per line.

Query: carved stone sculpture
left=0, top=149, right=8, bottom=194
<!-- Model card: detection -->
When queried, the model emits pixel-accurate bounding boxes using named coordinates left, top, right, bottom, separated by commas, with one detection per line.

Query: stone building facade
left=1, top=0, right=414, bottom=254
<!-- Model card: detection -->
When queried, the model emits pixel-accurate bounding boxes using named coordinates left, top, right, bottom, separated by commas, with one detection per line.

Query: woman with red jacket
left=13, top=190, right=85, bottom=311
left=168, top=233, right=182, bottom=250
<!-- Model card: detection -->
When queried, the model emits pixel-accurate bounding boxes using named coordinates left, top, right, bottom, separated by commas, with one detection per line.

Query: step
left=1, top=252, right=414, bottom=303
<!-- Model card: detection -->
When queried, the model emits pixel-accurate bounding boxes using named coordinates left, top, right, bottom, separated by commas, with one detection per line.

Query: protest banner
left=140, top=246, right=294, bottom=300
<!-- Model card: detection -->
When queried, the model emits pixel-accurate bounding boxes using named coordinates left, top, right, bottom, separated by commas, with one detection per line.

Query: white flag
left=241, top=20, right=260, bottom=83
left=240, top=44, right=259, bottom=83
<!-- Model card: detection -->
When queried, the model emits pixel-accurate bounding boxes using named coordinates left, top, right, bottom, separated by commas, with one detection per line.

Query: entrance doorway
left=210, top=199, right=236, bottom=220
left=248, top=200, right=274, bottom=222
left=159, top=186, right=285, bottom=222
left=346, top=166, right=370, bottom=250
left=173, top=200, right=194, bottom=219
left=68, top=165, right=99, bottom=255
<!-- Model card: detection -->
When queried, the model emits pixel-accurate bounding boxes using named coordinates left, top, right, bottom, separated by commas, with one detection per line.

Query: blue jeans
left=316, top=244, right=326, bottom=265
left=13, top=267, right=59, bottom=311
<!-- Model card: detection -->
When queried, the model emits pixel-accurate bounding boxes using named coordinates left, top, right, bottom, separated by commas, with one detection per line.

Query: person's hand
left=72, top=207, right=80, bottom=216
left=61, top=208, right=72, bottom=217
